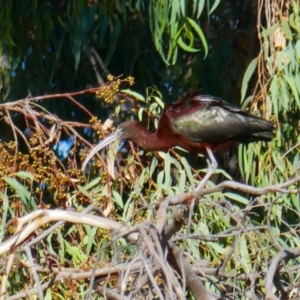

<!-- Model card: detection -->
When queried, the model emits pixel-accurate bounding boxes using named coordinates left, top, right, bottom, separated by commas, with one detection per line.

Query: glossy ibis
left=82, top=92, right=275, bottom=191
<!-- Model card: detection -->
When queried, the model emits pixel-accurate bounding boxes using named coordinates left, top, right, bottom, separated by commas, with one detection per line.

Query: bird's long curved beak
left=81, top=128, right=123, bottom=171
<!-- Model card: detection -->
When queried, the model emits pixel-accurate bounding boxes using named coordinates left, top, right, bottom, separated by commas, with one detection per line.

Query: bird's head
left=81, top=120, right=140, bottom=171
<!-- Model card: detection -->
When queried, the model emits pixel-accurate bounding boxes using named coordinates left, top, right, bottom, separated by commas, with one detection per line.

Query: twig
left=168, top=241, right=217, bottom=300
left=24, top=246, right=43, bottom=300
left=266, top=248, right=300, bottom=300
left=194, top=177, right=300, bottom=198
left=0, top=210, right=135, bottom=255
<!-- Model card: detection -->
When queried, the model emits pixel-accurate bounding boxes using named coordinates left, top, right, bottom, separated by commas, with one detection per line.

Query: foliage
left=0, top=80, right=299, bottom=299
left=0, top=0, right=259, bottom=101
left=239, top=0, right=300, bottom=235
left=0, top=0, right=300, bottom=299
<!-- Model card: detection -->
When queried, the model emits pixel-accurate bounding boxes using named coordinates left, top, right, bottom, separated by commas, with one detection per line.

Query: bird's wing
left=171, top=107, right=249, bottom=142
left=167, top=95, right=271, bottom=143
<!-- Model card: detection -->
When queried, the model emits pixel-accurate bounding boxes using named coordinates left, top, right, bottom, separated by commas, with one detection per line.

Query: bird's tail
left=247, top=118, right=275, bottom=141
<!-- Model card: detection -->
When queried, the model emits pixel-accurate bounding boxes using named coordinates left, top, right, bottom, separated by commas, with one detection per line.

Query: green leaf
left=171, top=43, right=179, bottom=65
left=289, top=12, right=300, bottom=32
left=241, top=95, right=254, bottom=110
left=107, top=140, right=120, bottom=179
left=163, top=152, right=171, bottom=186
left=82, top=5, right=97, bottom=32
left=138, top=107, right=144, bottom=121
left=195, top=0, right=205, bottom=18
left=209, top=0, right=220, bottom=14
left=115, top=104, right=121, bottom=115
left=83, top=225, right=97, bottom=255
left=186, top=17, right=208, bottom=57
left=153, top=96, right=165, bottom=108
left=170, top=3, right=179, bottom=38
left=77, top=185, right=92, bottom=198
left=291, top=0, right=299, bottom=15
left=138, top=168, right=147, bottom=188
left=64, top=240, right=87, bottom=265
left=177, top=36, right=200, bottom=53
left=45, top=288, right=52, bottom=300
left=83, top=177, right=101, bottom=190
left=98, top=11, right=109, bottom=44
left=169, top=155, right=182, bottom=170
left=4, top=176, right=31, bottom=206
left=180, top=0, right=185, bottom=15
left=240, top=235, right=252, bottom=273
left=72, top=29, right=82, bottom=73
left=241, top=58, right=258, bottom=103
left=157, top=170, right=164, bottom=186
left=279, top=77, right=289, bottom=110
left=0, top=192, right=9, bottom=243
left=149, top=102, right=158, bottom=114
left=261, top=23, right=279, bottom=37
left=123, top=200, right=134, bottom=221
left=121, top=89, right=146, bottom=102
left=209, top=242, right=227, bottom=255
left=50, top=32, right=65, bottom=83
left=105, top=18, right=121, bottom=66
left=281, top=18, right=293, bottom=40
left=272, top=203, right=282, bottom=222
left=47, top=232, right=59, bottom=257
left=270, top=75, right=279, bottom=118
left=179, top=169, right=187, bottom=191
left=149, top=156, right=158, bottom=177
left=238, top=145, right=244, bottom=178
left=15, top=171, right=34, bottom=182
left=180, top=157, right=195, bottom=187
left=113, top=190, right=124, bottom=208
left=295, top=39, right=300, bottom=62
left=283, top=74, right=300, bottom=108
left=224, top=192, right=249, bottom=205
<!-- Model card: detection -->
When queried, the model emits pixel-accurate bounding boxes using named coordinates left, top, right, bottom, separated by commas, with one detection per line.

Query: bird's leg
left=194, top=147, right=218, bottom=193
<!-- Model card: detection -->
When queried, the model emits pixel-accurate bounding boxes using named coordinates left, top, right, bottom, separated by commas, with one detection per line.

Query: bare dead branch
left=168, top=241, right=217, bottom=300
left=266, top=248, right=300, bottom=300
left=194, top=177, right=300, bottom=199
left=0, top=210, right=134, bottom=255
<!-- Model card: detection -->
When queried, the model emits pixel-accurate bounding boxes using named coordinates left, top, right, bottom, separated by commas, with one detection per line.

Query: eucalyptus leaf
left=241, top=58, right=258, bottom=103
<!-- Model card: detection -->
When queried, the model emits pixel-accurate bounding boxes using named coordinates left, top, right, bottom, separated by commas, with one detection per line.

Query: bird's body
left=117, top=92, right=275, bottom=153
left=82, top=91, right=275, bottom=177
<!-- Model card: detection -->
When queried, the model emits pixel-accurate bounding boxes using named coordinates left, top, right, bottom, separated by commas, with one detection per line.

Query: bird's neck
left=129, top=124, right=173, bottom=152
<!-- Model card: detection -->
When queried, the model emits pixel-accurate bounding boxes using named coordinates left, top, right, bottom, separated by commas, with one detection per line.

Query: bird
left=82, top=91, right=275, bottom=191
